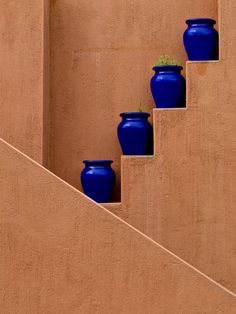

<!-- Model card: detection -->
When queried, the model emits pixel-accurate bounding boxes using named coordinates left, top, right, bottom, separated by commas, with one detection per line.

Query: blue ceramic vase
left=150, top=65, right=186, bottom=108
left=117, top=112, right=153, bottom=155
left=81, top=160, right=115, bottom=203
left=183, top=18, right=219, bottom=61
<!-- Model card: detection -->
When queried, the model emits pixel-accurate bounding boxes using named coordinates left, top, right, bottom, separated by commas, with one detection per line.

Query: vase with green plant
left=150, top=54, right=186, bottom=108
left=117, top=105, right=153, bottom=155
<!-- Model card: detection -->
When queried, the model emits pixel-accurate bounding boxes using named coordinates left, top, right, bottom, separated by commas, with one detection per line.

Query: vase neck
left=120, top=112, right=150, bottom=120
left=153, top=65, right=183, bottom=74
left=83, top=160, right=113, bottom=167
left=186, top=18, right=216, bottom=27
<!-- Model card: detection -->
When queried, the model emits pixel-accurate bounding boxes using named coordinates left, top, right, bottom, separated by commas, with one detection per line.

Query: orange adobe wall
left=105, top=0, right=236, bottom=293
left=0, top=0, right=236, bottom=312
left=0, top=0, right=49, bottom=164
left=1, top=138, right=236, bottom=313
left=49, top=0, right=217, bottom=199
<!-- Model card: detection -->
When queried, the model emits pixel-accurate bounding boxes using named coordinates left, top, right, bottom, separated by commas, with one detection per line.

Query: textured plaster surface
left=220, top=0, right=236, bottom=59
left=0, top=138, right=236, bottom=313
left=106, top=59, right=236, bottom=292
left=49, top=0, right=217, bottom=200
left=0, top=0, right=48, bottom=164
left=103, top=0, right=236, bottom=292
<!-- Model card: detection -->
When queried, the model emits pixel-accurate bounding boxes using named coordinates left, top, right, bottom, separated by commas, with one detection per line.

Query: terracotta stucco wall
left=1, top=138, right=236, bottom=313
left=105, top=0, right=236, bottom=293
left=49, top=0, right=217, bottom=200
left=0, top=0, right=49, bottom=164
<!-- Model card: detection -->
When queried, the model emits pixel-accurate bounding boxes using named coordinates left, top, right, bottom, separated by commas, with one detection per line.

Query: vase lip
left=186, top=18, right=216, bottom=26
left=152, top=65, right=183, bottom=72
left=83, top=160, right=113, bottom=165
left=120, top=111, right=150, bottom=118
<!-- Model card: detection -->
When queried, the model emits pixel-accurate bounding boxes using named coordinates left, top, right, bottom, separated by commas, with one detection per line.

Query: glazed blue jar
left=184, top=18, right=219, bottom=61
left=117, top=112, right=153, bottom=155
left=150, top=65, right=186, bottom=108
left=81, top=160, right=115, bottom=203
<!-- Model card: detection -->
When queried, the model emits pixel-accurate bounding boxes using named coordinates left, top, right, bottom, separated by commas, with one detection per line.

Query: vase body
left=117, top=112, right=153, bottom=155
left=150, top=65, right=186, bottom=108
left=183, top=18, right=219, bottom=61
left=81, top=160, right=115, bottom=203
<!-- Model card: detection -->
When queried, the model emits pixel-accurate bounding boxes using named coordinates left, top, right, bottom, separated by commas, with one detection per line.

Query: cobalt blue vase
left=117, top=112, right=153, bottom=155
left=150, top=65, right=186, bottom=108
left=81, top=160, right=116, bottom=203
left=184, top=18, right=219, bottom=61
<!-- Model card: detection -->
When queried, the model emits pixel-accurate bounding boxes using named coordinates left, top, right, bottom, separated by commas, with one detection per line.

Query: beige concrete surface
left=0, top=0, right=49, bottom=164
left=49, top=0, right=217, bottom=200
left=1, top=138, right=236, bottom=313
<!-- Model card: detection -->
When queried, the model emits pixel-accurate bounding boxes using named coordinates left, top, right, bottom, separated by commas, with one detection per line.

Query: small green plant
left=137, top=102, right=150, bottom=112
left=156, top=54, right=182, bottom=66
left=137, top=102, right=143, bottom=112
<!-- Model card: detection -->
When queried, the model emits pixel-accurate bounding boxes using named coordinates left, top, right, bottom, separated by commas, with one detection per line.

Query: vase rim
left=186, top=18, right=216, bottom=25
left=152, top=65, right=183, bottom=72
left=83, top=160, right=113, bottom=165
left=120, top=112, right=150, bottom=118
